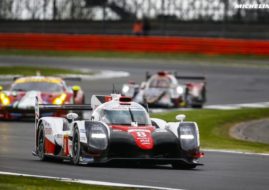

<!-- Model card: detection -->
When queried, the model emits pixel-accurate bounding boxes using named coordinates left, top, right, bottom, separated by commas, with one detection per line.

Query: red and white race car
left=121, top=71, right=206, bottom=108
left=0, top=76, right=84, bottom=120
left=33, top=94, right=204, bottom=169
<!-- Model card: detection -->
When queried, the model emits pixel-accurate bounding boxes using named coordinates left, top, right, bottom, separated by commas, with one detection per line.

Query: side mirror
left=176, top=114, right=186, bottom=122
left=72, top=86, right=81, bottom=99
left=66, top=113, right=78, bottom=122
left=72, top=85, right=81, bottom=92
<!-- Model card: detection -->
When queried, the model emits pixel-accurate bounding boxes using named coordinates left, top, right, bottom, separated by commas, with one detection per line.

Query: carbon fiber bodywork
left=80, top=122, right=201, bottom=166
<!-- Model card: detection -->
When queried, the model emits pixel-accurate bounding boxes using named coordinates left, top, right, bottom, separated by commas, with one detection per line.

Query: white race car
left=33, top=94, right=204, bottom=169
left=122, top=71, right=206, bottom=108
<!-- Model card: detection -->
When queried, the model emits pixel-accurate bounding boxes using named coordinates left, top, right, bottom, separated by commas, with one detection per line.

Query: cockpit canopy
left=11, top=82, right=64, bottom=93
left=93, top=98, right=151, bottom=126
left=100, top=109, right=151, bottom=126
left=149, top=76, right=171, bottom=88
left=11, top=77, right=66, bottom=93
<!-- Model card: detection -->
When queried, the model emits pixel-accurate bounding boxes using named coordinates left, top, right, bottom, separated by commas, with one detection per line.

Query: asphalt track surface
left=1, top=56, right=269, bottom=190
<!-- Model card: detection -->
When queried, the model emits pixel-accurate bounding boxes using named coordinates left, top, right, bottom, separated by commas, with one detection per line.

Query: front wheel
left=37, top=124, right=49, bottom=161
left=172, top=98, right=180, bottom=108
left=72, top=127, right=81, bottom=165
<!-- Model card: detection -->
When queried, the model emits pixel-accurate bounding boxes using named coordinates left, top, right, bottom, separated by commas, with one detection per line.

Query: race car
left=33, top=94, right=204, bottom=169
left=121, top=71, right=206, bottom=108
left=0, top=76, right=84, bottom=120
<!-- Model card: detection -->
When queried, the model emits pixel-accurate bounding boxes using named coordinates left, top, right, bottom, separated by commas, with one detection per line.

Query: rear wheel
left=37, top=124, right=49, bottom=161
left=172, top=162, right=196, bottom=170
left=172, top=98, right=180, bottom=108
left=72, top=127, right=81, bottom=165
left=192, top=104, right=203, bottom=109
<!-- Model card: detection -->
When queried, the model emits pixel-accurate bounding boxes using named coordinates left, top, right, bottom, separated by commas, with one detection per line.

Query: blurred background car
left=121, top=71, right=206, bottom=108
left=0, top=76, right=84, bottom=120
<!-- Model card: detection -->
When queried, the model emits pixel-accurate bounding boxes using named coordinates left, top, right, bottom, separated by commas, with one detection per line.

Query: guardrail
left=0, top=33, right=268, bottom=56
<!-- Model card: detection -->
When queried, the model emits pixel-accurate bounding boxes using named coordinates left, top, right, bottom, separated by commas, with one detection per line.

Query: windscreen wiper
left=128, top=107, right=135, bottom=123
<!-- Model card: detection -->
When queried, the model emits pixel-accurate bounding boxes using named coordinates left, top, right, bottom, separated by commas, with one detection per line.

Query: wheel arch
left=35, top=117, right=67, bottom=147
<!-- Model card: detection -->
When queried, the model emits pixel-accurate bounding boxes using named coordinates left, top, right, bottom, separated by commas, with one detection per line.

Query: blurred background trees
left=0, top=0, right=268, bottom=23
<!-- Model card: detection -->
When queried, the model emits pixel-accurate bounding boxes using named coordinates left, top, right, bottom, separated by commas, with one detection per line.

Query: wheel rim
left=73, top=131, right=79, bottom=163
left=73, top=134, right=78, bottom=155
left=38, top=129, right=44, bottom=159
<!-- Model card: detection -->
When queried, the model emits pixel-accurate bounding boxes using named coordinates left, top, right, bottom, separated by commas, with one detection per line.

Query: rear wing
left=35, top=96, right=91, bottom=128
left=175, top=75, right=206, bottom=81
left=174, top=72, right=206, bottom=82
left=91, top=95, right=116, bottom=110
left=145, top=71, right=170, bottom=80
left=146, top=71, right=206, bottom=82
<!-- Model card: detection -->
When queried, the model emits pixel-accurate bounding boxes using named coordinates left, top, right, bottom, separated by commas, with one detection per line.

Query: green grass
left=0, top=175, right=134, bottom=190
left=0, top=66, right=93, bottom=76
left=0, top=49, right=269, bottom=67
left=152, top=108, right=269, bottom=153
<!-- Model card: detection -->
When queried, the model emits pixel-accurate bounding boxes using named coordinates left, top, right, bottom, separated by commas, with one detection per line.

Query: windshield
left=101, top=109, right=151, bottom=126
left=11, top=82, right=63, bottom=93
left=149, top=77, right=171, bottom=88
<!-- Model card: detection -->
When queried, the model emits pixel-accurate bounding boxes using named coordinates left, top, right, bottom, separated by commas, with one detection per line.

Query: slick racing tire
left=37, top=123, right=49, bottom=161
left=172, top=162, right=196, bottom=170
left=192, top=104, right=203, bottom=109
left=184, top=91, right=193, bottom=108
left=172, top=98, right=180, bottom=108
left=72, top=127, right=81, bottom=165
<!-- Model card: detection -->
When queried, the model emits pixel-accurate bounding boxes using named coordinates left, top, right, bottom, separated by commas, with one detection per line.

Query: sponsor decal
left=63, top=135, right=69, bottom=156
left=128, top=129, right=154, bottom=150
left=155, top=129, right=168, bottom=133
left=136, top=131, right=147, bottom=138
left=80, top=137, right=87, bottom=141
left=80, top=129, right=86, bottom=133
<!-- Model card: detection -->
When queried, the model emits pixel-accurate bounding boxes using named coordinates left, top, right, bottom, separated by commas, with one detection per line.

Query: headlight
left=91, top=133, right=107, bottom=139
left=178, top=123, right=199, bottom=151
left=122, top=85, right=129, bottom=94
left=0, top=93, right=10, bottom=106
left=176, top=86, right=184, bottom=94
left=53, top=93, right=67, bottom=105
left=180, top=134, right=194, bottom=140
left=86, top=122, right=108, bottom=151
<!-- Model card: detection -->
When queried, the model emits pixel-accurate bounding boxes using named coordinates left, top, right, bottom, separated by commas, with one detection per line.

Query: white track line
left=151, top=102, right=269, bottom=113
left=0, top=171, right=183, bottom=190
left=204, top=102, right=269, bottom=110
left=203, top=149, right=269, bottom=156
